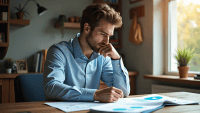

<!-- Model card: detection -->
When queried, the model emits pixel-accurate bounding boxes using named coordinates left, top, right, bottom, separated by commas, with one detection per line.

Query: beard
left=86, top=32, right=99, bottom=53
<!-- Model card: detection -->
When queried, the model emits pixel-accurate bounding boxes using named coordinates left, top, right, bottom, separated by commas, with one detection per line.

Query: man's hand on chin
left=98, top=43, right=121, bottom=60
left=93, top=87, right=124, bottom=103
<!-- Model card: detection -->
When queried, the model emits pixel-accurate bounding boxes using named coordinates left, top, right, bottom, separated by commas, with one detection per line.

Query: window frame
left=164, top=0, right=197, bottom=77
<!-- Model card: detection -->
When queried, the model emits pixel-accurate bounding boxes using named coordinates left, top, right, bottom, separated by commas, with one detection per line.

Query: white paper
left=45, top=94, right=199, bottom=113
left=45, top=101, right=105, bottom=112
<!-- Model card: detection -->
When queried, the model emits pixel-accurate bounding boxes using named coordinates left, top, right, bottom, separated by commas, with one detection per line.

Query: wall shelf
left=0, top=21, right=8, bottom=24
left=0, top=42, right=9, bottom=47
left=110, top=39, right=119, bottom=43
left=10, top=19, right=30, bottom=26
left=0, top=4, right=8, bottom=6
left=55, top=22, right=80, bottom=29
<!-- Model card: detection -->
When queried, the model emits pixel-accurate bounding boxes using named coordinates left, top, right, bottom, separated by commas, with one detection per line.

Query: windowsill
left=143, top=75, right=200, bottom=85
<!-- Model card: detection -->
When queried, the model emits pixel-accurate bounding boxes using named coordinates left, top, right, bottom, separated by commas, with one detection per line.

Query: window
left=166, top=0, right=200, bottom=74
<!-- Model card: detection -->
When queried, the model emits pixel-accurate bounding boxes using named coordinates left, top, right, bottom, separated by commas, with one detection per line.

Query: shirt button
left=86, top=87, right=87, bottom=88
left=117, top=64, right=119, bottom=67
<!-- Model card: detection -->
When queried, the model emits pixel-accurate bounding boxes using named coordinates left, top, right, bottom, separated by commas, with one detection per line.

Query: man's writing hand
left=93, top=87, right=123, bottom=103
left=98, top=43, right=120, bottom=60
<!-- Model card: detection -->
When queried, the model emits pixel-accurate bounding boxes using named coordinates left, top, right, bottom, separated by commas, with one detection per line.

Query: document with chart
left=45, top=94, right=199, bottom=113
left=90, top=94, right=199, bottom=113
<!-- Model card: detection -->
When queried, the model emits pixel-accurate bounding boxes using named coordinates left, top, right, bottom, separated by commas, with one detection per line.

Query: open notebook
left=45, top=94, right=199, bottom=113
left=90, top=94, right=199, bottom=113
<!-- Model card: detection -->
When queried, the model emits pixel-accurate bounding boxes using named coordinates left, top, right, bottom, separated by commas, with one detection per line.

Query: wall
left=0, top=0, right=93, bottom=72
left=121, top=0, right=199, bottom=95
left=121, top=0, right=154, bottom=94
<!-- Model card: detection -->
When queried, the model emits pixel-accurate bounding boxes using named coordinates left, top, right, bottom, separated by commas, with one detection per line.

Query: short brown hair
left=80, top=3, right=122, bottom=33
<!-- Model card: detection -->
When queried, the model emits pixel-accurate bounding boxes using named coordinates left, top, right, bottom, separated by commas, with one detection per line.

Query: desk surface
left=0, top=92, right=200, bottom=113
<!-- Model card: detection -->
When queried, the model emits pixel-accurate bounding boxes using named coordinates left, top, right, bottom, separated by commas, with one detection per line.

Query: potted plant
left=174, top=47, right=196, bottom=78
left=4, top=58, right=14, bottom=74
left=14, top=3, right=30, bottom=19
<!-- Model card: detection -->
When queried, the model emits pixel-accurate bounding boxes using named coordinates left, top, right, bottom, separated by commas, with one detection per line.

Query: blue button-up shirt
left=43, top=33, right=130, bottom=102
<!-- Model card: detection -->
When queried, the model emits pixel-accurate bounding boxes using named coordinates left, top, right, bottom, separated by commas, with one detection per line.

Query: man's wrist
left=93, top=90, right=98, bottom=101
left=111, top=56, right=121, bottom=60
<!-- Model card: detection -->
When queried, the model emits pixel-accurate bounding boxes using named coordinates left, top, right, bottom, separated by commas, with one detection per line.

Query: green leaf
left=174, top=47, right=196, bottom=66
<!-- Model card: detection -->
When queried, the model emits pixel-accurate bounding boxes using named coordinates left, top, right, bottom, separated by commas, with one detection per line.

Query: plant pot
left=74, top=16, right=80, bottom=22
left=178, top=66, right=190, bottom=78
left=6, top=68, right=12, bottom=74
left=16, top=12, right=24, bottom=19
left=68, top=17, right=75, bottom=22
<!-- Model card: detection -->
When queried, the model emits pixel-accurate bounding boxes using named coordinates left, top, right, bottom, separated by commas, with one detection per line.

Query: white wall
left=121, top=0, right=165, bottom=94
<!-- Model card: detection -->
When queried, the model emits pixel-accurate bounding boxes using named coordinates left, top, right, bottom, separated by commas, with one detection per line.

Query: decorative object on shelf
left=14, top=3, right=30, bottom=19
left=68, top=17, right=75, bottom=22
left=14, top=0, right=47, bottom=19
left=58, top=15, right=67, bottom=38
left=4, top=58, right=13, bottom=74
left=174, top=47, right=196, bottom=78
left=129, top=12, right=143, bottom=45
left=12, top=62, right=17, bottom=73
left=16, top=59, right=28, bottom=73
left=0, top=32, right=5, bottom=42
left=129, top=0, right=142, bottom=4
left=74, top=16, right=80, bottom=22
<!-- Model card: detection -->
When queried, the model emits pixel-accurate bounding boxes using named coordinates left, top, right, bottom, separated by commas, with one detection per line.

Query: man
left=43, top=3, right=130, bottom=103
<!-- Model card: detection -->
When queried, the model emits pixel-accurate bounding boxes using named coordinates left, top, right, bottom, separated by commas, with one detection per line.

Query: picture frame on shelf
left=16, top=59, right=28, bottom=73
left=129, top=0, right=142, bottom=4
left=0, top=32, right=5, bottom=42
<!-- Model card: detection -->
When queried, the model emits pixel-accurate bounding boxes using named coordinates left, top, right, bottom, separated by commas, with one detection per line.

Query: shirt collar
left=73, top=33, right=84, bottom=59
left=72, top=33, right=100, bottom=60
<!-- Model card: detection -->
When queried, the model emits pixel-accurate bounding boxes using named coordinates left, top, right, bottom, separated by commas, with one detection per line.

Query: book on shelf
left=0, top=12, right=7, bottom=21
left=37, top=52, right=42, bottom=72
left=104, top=0, right=118, bottom=3
left=33, top=49, right=47, bottom=73
left=1, top=0, right=7, bottom=4
left=41, top=49, right=47, bottom=72
left=33, top=52, right=40, bottom=73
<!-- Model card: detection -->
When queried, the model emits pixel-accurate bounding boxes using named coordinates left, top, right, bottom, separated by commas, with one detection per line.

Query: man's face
left=86, top=19, right=115, bottom=53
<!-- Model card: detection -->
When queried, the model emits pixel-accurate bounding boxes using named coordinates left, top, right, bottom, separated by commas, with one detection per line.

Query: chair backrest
left=14, top=74, right=46, bottom=102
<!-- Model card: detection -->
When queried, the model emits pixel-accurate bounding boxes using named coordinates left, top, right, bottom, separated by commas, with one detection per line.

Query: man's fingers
left=111, top=87, right=124, bottom=98
left=103, top=49, right=112, bottom=57
left=99, top=45, right=109, bottom=55
left=101, top=47, right=110, bottom=56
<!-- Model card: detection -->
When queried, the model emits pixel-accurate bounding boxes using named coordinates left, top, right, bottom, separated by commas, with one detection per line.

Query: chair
left=14, top=74, right=46, bottom=102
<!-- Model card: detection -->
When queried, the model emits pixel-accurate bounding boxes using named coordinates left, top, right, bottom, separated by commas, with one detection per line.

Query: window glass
left=169, top=0, right=200, bottom=73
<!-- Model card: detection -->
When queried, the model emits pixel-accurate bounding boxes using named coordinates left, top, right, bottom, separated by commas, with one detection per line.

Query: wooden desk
left=0, top=71, right=138, bottom=103
left=0, top=92, right=199, bottom=113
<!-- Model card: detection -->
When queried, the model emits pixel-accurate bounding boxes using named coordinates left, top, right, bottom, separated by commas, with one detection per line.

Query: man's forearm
left=44, top=81, right=96, bottom=102
left=111, top=59, right=130, bottom=97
